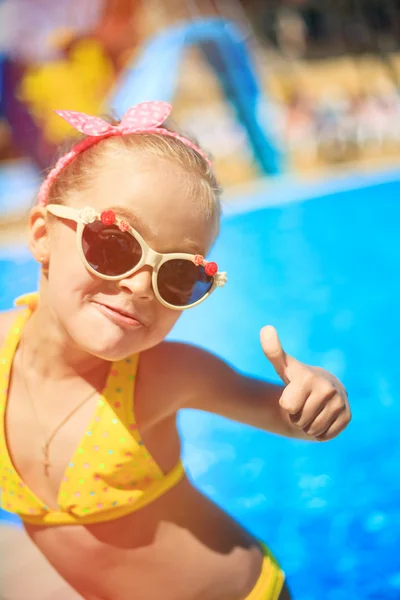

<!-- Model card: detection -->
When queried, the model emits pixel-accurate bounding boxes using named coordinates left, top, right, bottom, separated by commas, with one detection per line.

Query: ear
left=28, top=205, right=51, bottom=265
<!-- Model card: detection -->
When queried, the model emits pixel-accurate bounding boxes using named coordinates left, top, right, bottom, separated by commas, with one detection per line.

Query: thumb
left=260, top=326, right=290, bottom=384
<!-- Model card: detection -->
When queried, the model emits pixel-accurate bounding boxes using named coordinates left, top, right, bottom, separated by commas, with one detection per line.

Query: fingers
left=261, top=326, right=313, bottom=386
left=261, top=326, right=351, bottom=442
left=260, top=325, right=290, bottom=384
left=279, top=371, right=316, bottom=414
left=260, top=326, right=289, bottom=384
left=302, top=395, right=345, bottom=437
left=314, top=410, right=351, bottom=441
left=280, top=375, right=350, bottom=440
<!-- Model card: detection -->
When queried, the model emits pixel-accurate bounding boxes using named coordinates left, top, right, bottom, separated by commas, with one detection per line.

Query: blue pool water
left=1, top=171, right=399, bottom=599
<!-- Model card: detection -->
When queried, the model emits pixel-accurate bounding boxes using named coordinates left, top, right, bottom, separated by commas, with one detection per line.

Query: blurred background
left=1, top=1, right=399, bottom=599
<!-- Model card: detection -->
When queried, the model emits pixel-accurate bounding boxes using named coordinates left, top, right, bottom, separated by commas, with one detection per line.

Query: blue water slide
left=110, top=18, right=285, bottom=175
left=0, top=18, right=284, bottom=220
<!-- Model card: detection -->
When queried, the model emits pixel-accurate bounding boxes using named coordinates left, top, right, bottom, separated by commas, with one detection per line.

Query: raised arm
left=174, top=327, right=350, bottom=442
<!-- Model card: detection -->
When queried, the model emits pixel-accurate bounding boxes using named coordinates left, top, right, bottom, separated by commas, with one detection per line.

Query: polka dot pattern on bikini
left=0, top=294, right=184, bottom=524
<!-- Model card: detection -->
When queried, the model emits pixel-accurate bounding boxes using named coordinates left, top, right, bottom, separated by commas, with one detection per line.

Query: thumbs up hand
left=260, top=326, right=351, bottom=441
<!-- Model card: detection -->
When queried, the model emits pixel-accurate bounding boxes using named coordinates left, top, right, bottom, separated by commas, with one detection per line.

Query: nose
left=118, top=266, right=155, bottom=301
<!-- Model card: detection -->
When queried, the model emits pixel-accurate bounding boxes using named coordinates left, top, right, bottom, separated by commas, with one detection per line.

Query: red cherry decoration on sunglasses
left=205, top=262, right=218, bottom=276
left=119, top=220, right=130, bottom=232
left=100, top=210, right=116, bottom=225
left=194, top=254, right=204, bottom=266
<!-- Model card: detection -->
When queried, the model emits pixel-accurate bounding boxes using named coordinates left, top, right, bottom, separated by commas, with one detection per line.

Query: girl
left=0, top=101, right=351, bottom=600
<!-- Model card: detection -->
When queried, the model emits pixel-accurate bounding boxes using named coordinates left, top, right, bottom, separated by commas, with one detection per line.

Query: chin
left=80, top=325, right=171, bottom=362
left=65, top=319, right=139, bottom=360
left=84, top=332, right=148, bottom=362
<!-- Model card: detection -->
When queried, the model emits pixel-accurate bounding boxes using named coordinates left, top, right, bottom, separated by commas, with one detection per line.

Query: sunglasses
left=45, top=205, right=227, bottom=310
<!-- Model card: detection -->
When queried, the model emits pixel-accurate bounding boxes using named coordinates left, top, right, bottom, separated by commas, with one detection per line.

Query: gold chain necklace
left=20, top=337, right=98, bottom=476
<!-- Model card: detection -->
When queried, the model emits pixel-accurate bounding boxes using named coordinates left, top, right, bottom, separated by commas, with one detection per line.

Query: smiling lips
left=92, top=301, right=146, bottom=327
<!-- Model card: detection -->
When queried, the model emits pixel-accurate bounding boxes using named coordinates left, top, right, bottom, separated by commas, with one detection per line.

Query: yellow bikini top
left=0, top=293, right=184, bottom=526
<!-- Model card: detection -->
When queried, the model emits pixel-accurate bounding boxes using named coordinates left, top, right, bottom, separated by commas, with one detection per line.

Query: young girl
left=0, top=101, right=351, bottom=600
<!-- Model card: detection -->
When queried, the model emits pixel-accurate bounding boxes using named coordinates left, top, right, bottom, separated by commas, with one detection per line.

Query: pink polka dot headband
left=37, top=101, right=212, bottom=207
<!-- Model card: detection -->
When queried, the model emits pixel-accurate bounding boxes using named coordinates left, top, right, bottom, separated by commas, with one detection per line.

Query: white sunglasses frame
left=46, top=204, right=227, bottom=311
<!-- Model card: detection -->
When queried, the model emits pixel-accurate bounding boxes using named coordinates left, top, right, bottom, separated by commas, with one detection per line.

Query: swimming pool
left=1, top=169, right=399, bottom=599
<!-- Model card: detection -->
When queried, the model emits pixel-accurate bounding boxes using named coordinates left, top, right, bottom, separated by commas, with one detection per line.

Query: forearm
left=202, top=374, right=309, bottom=440
left=177, top=342, right=349, bottom=442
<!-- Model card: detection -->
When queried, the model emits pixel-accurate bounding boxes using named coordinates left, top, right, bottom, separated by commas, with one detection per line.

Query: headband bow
left=37, top=101, right=211, bottom=206
left=56, top=101, right=173, bottom=136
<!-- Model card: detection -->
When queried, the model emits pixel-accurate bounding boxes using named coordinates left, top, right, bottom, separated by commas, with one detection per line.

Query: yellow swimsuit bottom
left=246, top=544, right=285, bottom=600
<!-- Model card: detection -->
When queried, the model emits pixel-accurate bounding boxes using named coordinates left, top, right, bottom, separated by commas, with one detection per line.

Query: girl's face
left=32, top=154, right=217, bottom=361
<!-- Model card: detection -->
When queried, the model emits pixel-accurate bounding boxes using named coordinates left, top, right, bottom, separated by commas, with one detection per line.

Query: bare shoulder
left=138, top=341, right=206, bottom=412
left=139, top=341, right=236, bottom=414
left=143, top=340, right=223, bottom=383
left=0, top=308, right=20, bottom=347
left=144, top=340, right=214, bottom=370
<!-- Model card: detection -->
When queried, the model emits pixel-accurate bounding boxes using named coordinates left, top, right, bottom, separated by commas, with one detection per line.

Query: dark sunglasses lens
left=157, top=259, right=214, bottom=307
left=82, top=222, right=142, bottom=276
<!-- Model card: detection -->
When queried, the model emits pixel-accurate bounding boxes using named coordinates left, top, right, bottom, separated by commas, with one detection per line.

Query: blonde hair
left=45, top=125, right=222, bottom=234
